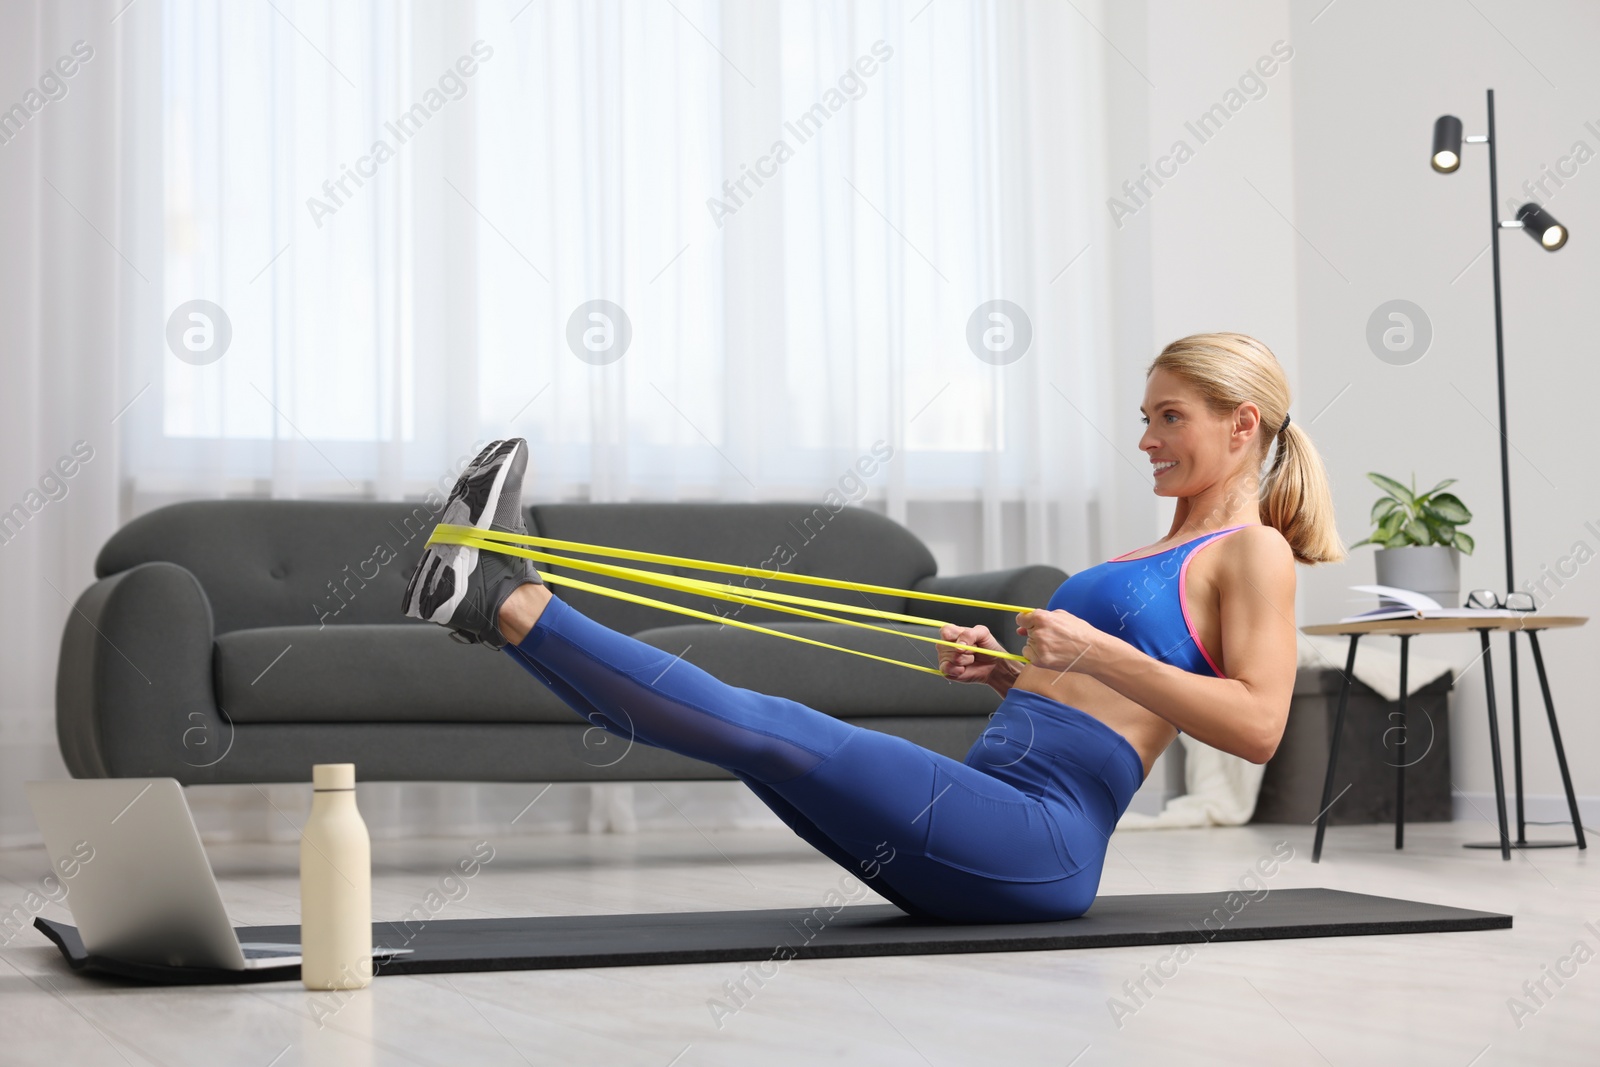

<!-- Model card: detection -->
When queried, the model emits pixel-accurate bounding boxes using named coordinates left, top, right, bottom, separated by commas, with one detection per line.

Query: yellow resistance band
left=426, top=523, right=1035, bottom=677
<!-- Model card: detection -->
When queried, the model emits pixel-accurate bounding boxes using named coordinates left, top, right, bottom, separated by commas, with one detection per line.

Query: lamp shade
left=1431, top=114, right=1463, bottom=173
left=1516, top=202, right=1568, bottom=250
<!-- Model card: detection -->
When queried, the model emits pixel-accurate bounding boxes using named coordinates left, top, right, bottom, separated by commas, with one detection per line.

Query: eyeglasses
left=1465, top=589, right=1536, bottom=611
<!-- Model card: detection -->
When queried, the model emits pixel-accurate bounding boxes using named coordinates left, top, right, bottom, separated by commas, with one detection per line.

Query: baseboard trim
left=1452, top=791, right=1599, bottom=830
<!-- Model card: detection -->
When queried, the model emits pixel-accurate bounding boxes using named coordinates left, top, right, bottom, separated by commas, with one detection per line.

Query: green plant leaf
left=1379, top=510, right=1408, bottom=538
left=1370, top=497, right=1400, bottom=525
left=1421, top=477, right=1458, bottom=499
left=1427, top=493, right=1472, bottom=524
left=1453, top=530, right=1474, bottom=555
left=1434, top=522, right=1456, bottom=545
left=1404, top=516, right=1430, bottom=544
left=1367, top=472, right=1415, bottom=508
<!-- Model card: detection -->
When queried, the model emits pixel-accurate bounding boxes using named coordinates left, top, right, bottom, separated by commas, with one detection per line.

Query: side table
left=1299, top=615, right=1588, bottom=861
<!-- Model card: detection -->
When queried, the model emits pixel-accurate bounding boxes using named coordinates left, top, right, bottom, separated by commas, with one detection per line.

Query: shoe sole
left=401, top=440, right=525, bottom=626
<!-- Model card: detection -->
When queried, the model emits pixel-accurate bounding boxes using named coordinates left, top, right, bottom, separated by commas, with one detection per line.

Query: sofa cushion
left=215, top=625, right=586, bottom=724
left=529, top=501, right=938, bottom=637
left=628, top=621, right=1004, bottom=718
left=96, top=500, right=523, bottom=636
left=215, top=617, right=1002, bottom=725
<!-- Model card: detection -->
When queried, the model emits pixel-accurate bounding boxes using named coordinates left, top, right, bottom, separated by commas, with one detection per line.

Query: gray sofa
left=56, top=499, right=1067, bottom=785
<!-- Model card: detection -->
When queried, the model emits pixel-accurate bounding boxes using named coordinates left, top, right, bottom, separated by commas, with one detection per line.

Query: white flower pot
left=1374, top=544, right=1462, bottom=610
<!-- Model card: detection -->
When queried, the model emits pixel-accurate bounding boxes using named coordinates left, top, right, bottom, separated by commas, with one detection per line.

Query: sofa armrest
left=55, top=561, right=222, bottom=780
left=912, top=564, right=1068, bottom=655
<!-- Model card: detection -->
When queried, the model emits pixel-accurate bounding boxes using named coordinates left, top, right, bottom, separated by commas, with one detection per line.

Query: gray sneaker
left=400, top=438, right=543, bottom=649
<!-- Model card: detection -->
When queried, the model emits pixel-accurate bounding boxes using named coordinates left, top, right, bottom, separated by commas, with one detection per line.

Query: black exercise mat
left=34, top=887, right=1510, bottom=985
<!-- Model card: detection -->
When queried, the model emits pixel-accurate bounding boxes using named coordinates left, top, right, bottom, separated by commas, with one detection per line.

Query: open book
left=1338, top=584, right=1532, bottom=623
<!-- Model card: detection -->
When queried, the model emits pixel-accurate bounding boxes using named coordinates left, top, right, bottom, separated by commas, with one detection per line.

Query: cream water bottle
left=300, top=763, right=373, bottom=990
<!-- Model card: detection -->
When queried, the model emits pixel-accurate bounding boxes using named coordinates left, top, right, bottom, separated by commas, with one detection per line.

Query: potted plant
left=1349, top=472, right=1474, bottom=609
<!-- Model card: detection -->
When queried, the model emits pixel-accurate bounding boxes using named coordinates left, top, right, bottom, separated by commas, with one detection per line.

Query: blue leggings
left=504, top=593, right=1146, bottom=924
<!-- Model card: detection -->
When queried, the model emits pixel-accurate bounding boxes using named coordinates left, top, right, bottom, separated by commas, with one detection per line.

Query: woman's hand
left=937, top=623, right=1011, bottom=685
left=1015, top=608, right=1101, bottom=674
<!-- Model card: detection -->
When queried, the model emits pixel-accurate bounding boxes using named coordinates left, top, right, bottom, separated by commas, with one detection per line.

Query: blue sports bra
left=1045, top=524, right=1255, bottom=682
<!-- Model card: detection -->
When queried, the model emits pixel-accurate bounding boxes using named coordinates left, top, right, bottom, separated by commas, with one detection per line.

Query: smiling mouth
left=1153, top=461, right=1177, bottom=476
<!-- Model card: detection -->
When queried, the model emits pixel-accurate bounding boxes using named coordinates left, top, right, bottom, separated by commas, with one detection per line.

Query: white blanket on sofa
left=1114, top=634, right=1464, bottom=830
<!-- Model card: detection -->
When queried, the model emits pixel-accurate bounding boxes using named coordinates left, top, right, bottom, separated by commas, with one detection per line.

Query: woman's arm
left=937, top=623, right=1020, bottom=694
left=986, top=659, right=1023, bottom=698
left=1018, top=531, right=1299, bottom=763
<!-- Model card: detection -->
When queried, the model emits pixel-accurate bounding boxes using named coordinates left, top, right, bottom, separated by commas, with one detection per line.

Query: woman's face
left=1138, top=369, right=1246, bottom=497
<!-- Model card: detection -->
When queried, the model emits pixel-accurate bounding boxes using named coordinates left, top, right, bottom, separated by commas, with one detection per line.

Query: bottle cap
left=312, top=763, right=356, bottom=790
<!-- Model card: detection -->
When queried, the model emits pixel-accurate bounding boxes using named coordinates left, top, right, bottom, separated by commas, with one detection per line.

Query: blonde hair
left=1148, top=332, right=1346, bottom=565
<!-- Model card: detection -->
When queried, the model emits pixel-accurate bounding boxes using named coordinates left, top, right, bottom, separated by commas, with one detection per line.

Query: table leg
left=1478, top=628, right=1513, bottom=861
left=1527, top=631, right=1587, bottom=850
left=1510, top=629, right=1526, bottom=843
left=1312, top=633, right=1361, bottom=863
left=1395, top=633, right=1409, bottom=850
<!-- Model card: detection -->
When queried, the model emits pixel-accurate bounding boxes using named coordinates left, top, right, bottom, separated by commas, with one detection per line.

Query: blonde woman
left=402, top=332, right=1343, bottom=924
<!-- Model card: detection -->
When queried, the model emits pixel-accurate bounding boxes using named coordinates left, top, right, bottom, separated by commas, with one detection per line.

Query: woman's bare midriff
left=1010, top=669, right=1172, bottom=783
left=1008, top=532, right=1236, bottom=782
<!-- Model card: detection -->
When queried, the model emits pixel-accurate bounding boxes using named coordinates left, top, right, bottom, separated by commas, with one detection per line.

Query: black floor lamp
left=1430, top=89, right=1579, bottom=850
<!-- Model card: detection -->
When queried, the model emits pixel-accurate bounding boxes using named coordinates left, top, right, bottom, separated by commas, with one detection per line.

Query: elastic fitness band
left=425, top=523, right=1037, bottom=677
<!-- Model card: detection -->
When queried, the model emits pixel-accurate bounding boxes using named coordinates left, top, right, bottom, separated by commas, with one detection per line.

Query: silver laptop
left=24, top=778, right=407, bottom=971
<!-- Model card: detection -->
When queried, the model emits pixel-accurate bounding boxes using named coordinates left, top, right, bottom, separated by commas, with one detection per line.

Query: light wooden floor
left=0, top=819, right=1592, bottom=1066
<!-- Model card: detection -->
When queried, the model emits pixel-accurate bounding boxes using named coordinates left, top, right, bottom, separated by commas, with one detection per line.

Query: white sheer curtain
left=0, top=0, right=131, bottom=845
left=3, top=0, right=1113, bottom=843
left=130, top=0, right=1109, bottom=514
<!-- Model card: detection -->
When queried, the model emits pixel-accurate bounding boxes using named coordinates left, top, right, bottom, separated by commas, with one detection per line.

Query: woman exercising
left=400, top=332, right=1345, bottom=924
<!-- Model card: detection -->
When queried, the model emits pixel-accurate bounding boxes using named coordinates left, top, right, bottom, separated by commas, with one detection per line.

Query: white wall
left=1286, top=0, right=1600, bottom=824
left=1090, top=0, right=1301, bottom=812
left=1076, top=0, right=1599, bottom=826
